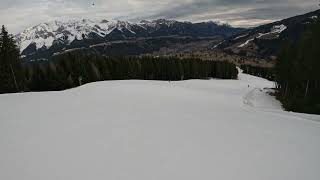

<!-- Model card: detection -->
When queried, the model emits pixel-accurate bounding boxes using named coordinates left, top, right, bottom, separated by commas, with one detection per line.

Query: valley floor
left=0, top=71, right=319, bottom=180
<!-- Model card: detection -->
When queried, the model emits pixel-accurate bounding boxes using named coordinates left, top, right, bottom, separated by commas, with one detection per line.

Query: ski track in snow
left=0, top=70, right=320, bottom=180
left=242, top=88, right=320, bottom=123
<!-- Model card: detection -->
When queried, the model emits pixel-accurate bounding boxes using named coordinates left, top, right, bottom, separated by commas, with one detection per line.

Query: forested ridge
left=0, top=25, right=238, bottom=94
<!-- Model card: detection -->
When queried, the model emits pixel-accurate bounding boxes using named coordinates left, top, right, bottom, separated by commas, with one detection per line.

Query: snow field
left=0, top=71, right=319, bottom=180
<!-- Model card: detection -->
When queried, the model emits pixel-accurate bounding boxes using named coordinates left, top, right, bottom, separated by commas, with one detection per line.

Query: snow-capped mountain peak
left=16, top=19, right=135, bottom=52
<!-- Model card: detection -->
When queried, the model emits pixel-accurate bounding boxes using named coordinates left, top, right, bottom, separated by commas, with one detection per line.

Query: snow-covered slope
left=0, top=72, right=319, bottom=180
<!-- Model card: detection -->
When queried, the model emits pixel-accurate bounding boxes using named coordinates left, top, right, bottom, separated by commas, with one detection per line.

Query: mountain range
left=16, top=19, right=242, bottom=60
left=16, top=9, right=320, bottom=63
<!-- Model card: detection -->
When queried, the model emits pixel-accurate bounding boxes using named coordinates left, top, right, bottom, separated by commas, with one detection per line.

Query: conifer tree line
left=24, top=54, right=238, bottom=92
left=275, top=21, right=320, bottom=114
left=0, top=25, right=238, bottom=93
left=240, top=65, right=275, bottom=81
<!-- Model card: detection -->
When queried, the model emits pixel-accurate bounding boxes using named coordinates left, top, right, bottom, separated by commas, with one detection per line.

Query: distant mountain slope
left=213, top=9, right=320, bottom=59
left=16, top=19, right=243, bottom=61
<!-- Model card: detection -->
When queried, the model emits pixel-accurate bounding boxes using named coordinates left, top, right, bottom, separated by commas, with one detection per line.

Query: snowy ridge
left=238, top=24, right=287, bottom=47
left=16, top=19, right=135, bottom=51
left=256, top=24, right=287, bottom=39
left=212, top=40, right=225, bottom=49
left=238, top=38, right=255, bottom=47
left=233, top=33, right=249, bottom=40
left=138, top=19, right=178, bottom=28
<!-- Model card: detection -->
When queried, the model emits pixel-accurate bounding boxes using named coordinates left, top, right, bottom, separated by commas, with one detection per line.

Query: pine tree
left=0, top=25, right=24, bottom=93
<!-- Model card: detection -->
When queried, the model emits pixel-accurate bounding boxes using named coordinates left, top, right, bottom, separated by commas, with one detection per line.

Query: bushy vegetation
left=275, top=21, right=320, bottom=114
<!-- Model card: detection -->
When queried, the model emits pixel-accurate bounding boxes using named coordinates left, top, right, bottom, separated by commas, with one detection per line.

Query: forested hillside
left=274, top=21, right=320, bottom=114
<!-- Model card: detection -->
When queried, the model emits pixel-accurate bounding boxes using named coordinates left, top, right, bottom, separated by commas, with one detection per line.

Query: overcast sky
left=0, top=0, right=318, bottom=33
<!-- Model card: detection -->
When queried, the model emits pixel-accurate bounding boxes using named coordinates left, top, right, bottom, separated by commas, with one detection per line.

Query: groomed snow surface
left=0, top=70, right=320, bottom=180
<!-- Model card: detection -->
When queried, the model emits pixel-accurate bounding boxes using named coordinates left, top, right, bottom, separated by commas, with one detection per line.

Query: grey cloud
left=135, top=0, right=317, bottom=26
left=0, top=0, right=318, bottom=33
